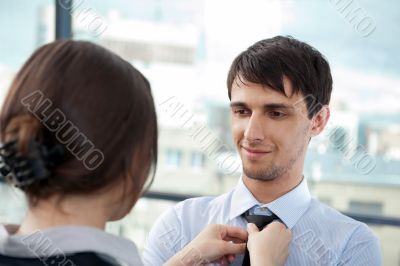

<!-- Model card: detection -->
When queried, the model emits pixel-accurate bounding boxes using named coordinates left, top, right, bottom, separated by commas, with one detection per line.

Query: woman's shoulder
left=0, top=223, right=19, bottom=245
left=0, top=224, right=143, bottom=266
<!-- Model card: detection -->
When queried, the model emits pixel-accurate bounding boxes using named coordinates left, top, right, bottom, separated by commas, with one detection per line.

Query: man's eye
left=233, top=109, right=249, bottom=115
left=269, top=111, right=286, bottom=118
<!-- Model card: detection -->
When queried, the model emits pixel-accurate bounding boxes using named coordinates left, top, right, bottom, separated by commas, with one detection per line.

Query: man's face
left=230, top=77, right=312, bottom=182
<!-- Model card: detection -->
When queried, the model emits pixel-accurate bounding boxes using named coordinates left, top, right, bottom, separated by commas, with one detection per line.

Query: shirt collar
left=229, top=176, right=311, bottom=229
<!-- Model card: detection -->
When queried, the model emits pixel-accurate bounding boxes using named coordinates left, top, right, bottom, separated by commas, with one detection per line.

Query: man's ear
left=310, top=105, right=330, bottom=137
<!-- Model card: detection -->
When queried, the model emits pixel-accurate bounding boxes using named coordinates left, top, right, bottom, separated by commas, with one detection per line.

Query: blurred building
left=0, top=0, right=399, bottom=265
left=359, top=114, right=400, bottom=159
left=152, top=126, right=221, bottom=195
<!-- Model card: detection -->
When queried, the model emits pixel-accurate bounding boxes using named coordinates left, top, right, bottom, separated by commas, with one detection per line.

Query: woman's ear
left=310, top=105, right=330, bottom=137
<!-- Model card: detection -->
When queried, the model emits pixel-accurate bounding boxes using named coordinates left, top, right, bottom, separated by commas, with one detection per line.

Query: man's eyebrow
left=263, top=103, right=295, bottom=110
left=230, top=102, right=248, bottom=108
left=229, top=102, right=295, bottom=110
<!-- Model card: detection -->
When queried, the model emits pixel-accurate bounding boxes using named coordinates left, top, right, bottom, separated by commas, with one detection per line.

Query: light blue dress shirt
left=143, top=177, right=381, bottom=266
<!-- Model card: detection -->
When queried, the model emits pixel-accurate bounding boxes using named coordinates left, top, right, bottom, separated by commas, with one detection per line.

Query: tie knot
left=243, top=207, right=278, bottom=230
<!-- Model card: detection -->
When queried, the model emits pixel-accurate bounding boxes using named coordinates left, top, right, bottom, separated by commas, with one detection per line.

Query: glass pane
left=0, top=0, right=54, bottom=105
left=70, top=0, right=400, bottom=192
left=0, top=0, right=54, bottom=223
left=165, top=148, right=182, bottom=168
left=0, top=1, right=397, bottom=265
left=70, top=2, right=399, bottom=263
left=191, top=151, right=205, bottom=169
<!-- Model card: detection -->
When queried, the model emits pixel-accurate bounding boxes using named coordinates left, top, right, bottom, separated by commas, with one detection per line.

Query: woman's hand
left=247, top=221, right=292, bottom=266
left=166, top=224, right=247, bottom=266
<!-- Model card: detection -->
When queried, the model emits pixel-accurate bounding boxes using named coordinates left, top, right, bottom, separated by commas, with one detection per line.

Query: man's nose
left=244, top=114, right=264, bottom=142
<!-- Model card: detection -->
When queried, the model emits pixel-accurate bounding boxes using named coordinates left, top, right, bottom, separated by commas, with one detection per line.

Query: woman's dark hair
left=0, top=40, right=157, bottom=205
left=227, top=35, right=333, bottom=119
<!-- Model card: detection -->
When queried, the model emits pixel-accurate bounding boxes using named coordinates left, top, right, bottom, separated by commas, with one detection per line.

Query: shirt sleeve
left=142, top=207, right=185, bottom=266
left=337, top=224, right=382, bottom=266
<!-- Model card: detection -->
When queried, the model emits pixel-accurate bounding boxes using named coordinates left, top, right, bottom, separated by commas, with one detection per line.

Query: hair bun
left=4, top=115, right=41, bottom=153
left=0, top=139, right=64, bottom=188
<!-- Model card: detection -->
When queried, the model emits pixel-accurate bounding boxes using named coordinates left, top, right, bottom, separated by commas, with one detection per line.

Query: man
left=143, top=36, right=381, bottom=265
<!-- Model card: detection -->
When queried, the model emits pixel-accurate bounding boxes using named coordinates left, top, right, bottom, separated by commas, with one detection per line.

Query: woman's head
left=0, top=40, right=157, bottom=216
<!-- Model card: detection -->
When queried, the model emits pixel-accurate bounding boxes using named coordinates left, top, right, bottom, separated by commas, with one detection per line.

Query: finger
left=284, top=228, right=293, bottom=243
left=212, top=255, right=227, bottom=265
left=271, top=220, right=286, bottom=227
left=222, top=236, right=247, bottom=243
left=223, top=226, right=248, bottom=242
left=221, top=241, right=247, bottom=255
left=228, top=254, right=236, bottom=263
left=265, top=221, right=286, bottom=231
left=216, top=257, right=225, bottom=265
left=220, top=256, right=229, bottom=266
left=247, top=223, right=259, bottom=234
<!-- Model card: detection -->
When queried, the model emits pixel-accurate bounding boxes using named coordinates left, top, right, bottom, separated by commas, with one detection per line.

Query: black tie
left=242, top=210, right=279, bottom=266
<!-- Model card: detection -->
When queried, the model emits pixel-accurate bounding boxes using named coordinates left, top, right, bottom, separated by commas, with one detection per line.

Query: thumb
left=221, top=241, right=247, bottom=255
left=247, top=223, right=259, bottom=235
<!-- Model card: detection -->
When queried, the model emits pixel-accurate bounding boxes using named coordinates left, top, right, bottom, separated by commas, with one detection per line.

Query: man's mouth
left=242, top=146, right=272, bottom=159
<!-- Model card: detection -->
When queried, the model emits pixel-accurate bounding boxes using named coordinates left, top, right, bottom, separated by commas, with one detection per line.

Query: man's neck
left=242, top=174, right=304, bottom=204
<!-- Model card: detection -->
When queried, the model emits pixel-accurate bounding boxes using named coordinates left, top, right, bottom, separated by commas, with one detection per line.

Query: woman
left=0, top=40, right=291, bottom=266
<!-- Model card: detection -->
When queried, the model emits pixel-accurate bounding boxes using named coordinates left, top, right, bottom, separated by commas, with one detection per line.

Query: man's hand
left=247, top=221, right=292, bottom=266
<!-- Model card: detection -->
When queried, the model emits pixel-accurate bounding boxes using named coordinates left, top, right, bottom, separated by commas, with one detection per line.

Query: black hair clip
left=0, top=140, right=64, bottom=188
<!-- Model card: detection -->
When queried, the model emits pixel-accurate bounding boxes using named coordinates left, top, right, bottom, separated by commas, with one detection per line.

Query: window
left=349, top=200, right=383, bottom=216
left=0, top=0, right=54, bottom=105
left=165, top=149, right=182, bottom=168
left=0, top=1, right=399, bottom=264
left=190, top=151, right=205, bottom=169
left=76, top=1, right=398, bottom=260
left=0, top=0, right=54, bottom=224
left=318, top=197, right=332, bottom=206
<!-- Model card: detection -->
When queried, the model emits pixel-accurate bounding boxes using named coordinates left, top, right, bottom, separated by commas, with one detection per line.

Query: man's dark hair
left=227, top=35, right=332, bottom=119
